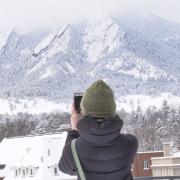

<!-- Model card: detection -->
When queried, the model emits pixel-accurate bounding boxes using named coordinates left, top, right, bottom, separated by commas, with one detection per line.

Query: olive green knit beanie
left=80, top=80, right=116, bottom=118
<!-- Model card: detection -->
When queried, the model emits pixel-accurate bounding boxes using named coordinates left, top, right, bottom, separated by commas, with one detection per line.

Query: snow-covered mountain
left=0, top=14, right=180, bottom=105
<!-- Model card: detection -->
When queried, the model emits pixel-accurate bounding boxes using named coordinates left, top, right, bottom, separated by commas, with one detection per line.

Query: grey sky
left=0, top=0, right=180, bottom=29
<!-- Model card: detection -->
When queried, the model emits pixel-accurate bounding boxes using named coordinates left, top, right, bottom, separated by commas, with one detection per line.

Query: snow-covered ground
left=0, top=93, right=180, bottom=115
left=116, top=92, right=180, bottom=112
left=0, top=98, right=70, bottom=115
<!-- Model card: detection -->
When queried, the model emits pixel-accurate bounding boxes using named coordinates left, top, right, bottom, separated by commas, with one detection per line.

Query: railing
left=134, top=176, right=180, bottom=180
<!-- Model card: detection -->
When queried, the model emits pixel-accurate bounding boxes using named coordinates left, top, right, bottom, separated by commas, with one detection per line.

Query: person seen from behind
left=58, top=79, right=138, bottom=180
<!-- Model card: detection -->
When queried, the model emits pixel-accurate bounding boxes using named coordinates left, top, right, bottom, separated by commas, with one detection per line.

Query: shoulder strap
left=71, top=139, right=86, bottom=180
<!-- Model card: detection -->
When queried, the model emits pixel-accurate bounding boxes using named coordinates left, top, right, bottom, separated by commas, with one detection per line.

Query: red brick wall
left=132, top=152, right=164, bottom=177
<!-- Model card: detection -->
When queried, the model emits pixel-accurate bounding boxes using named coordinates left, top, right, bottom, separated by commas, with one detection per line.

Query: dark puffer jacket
left=58, top=115, right=138, bottom=180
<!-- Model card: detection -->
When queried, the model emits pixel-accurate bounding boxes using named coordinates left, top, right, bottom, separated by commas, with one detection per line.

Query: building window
left=54, top=167, right=58, bottom=176
left=22, top=168, right=26, bottom=176
left=18, top=168, right=21, bottom=175
left=26, top=168, right=29, bottom=174
left=15, top=169, right=19, bottom=177
left=29, top=168, right=34, bottom=176
left=131, top=164, right=133, bottom=171
left=143, top=160, right=150, bottom=170
left=48, top=149, right=50, bottom=156
left=0, top=164, right=5, bottom=169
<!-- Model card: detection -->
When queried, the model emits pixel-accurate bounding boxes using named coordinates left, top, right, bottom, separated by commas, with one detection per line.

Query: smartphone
left=74, top=93, right=83, bottom=113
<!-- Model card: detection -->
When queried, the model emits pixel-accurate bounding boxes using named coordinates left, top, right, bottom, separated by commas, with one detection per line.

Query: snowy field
left=0, top=98, right=70, bottom=115
left=116, top=92, right=180, bottom=112
left=0, top=93, right=180, bottom=115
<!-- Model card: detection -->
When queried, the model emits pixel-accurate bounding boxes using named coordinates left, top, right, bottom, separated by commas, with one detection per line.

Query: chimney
left=163, top=142, right=171, bottom=157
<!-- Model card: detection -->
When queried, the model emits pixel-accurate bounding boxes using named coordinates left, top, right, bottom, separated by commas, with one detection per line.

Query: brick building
left=132, top=151, right=164, bottom=177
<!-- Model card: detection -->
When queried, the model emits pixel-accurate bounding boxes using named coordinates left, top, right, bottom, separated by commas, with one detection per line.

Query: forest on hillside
left=0, top=100, right=180, bottom=151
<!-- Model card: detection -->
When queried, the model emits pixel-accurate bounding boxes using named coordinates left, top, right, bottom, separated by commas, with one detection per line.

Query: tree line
left=119, top=100, right=180, bottom=151
left=0, top=101, right=180, bottom=152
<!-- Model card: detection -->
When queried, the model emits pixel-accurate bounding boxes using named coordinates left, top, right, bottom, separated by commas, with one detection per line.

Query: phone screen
left=74, top=93, right=83, bottom=113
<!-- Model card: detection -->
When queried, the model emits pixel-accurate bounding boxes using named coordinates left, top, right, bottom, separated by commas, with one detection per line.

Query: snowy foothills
left=0, top=14, right=180, bottom=115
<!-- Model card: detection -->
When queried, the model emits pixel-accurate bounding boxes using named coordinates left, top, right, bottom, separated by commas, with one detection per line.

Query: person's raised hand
left=70, top=103, right=82, bottom=131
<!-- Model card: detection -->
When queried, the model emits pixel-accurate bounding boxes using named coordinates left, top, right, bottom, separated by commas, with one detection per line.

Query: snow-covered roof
left=137, top=151, right=163, bottom=154
left=173, top=152, right=180, bottom=157
left=151, top=155, right=180, bottom=160
left=0, top=133, right=67, bottom=165
left=0, top=132, right=76, bottom=180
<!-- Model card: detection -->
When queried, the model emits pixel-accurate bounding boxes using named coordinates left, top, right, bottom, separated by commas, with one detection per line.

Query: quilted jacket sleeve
left=58, top=130, right=80, bottom=175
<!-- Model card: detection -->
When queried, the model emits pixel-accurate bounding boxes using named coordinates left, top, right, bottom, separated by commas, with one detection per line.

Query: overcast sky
left=0, top=0, right=180, bottom=30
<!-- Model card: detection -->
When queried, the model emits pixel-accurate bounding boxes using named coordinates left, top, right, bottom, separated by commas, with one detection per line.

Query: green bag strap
left=71, top=139, right=86, bottom=180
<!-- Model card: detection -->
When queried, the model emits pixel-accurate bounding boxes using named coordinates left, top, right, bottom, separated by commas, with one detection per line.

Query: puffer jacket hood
left=77, top=115, right=123, bottom=145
